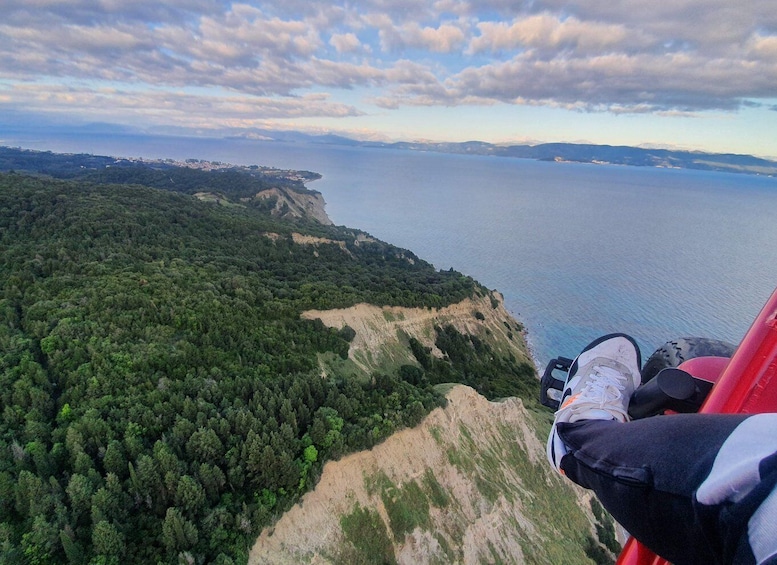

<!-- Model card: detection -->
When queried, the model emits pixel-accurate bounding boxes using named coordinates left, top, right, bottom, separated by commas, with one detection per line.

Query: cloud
left=378, top=21, right=468, bottom=53
left=0, top=0, right=776, bottom=130
left=330, top=32, right=362, bottom=53
left=750, top=34, right=777, bottom=59
left=0, top=23, right=152, bottom=55
left=195, top=5, right=323, bottom=61
left=1, top=0, right=214, bottom=31
left=0, top=83, right=363, bottom=129
left=375, top=47, right=777, bottom=112
left=468, top=13, right=649, bottom=54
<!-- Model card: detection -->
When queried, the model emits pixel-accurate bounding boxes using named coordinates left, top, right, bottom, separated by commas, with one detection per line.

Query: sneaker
left=546, top=333, right=642, bottom=472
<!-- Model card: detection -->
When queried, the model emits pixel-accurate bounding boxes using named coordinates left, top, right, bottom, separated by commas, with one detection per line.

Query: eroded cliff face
left=249, top=292, right=618, bottom=564
left=249, top=385, right=609, bottom=564
left=255, top=187, right=333, bottom=225
left=302, top=291, right=530, bottom=377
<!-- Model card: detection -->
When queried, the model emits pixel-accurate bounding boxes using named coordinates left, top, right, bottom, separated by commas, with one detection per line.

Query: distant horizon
left=0, top=118, right=777, bottom=162
left=2, top=1, right=777, bottom=158
left=3, top=122, right=777, bottom=164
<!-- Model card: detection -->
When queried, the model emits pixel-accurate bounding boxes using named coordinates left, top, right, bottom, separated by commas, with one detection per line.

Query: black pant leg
left=557, top=415, right=750, bottom=565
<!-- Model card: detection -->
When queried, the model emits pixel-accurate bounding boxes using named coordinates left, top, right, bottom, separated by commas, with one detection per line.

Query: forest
left=0, top=146, right=321, bottom=200
left=0, top=153, right=537, bottom=564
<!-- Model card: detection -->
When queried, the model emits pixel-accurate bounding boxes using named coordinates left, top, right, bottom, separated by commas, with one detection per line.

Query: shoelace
left=574, top=365, right=630, bottom=417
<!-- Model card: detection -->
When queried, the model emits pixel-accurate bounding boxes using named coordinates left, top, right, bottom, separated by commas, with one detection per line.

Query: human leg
left=545, top=333, right=777, bottom=564
left=546, top=333, right=642, bottom=471
left=558, top=415, right=749, bottom=565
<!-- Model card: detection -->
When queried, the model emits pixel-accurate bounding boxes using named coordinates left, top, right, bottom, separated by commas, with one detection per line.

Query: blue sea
left=5, top=132, right=777, bottom=367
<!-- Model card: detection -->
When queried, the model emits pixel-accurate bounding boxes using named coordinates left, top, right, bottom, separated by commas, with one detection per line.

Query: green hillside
left=0, top=165, right=537, bottom=564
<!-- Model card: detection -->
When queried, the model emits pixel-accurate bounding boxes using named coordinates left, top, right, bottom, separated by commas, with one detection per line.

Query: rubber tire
left=640, top=337, right=737, bottom=383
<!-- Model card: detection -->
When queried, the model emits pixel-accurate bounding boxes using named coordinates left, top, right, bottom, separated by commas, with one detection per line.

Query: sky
left=1, top=0, right=777, bottom=157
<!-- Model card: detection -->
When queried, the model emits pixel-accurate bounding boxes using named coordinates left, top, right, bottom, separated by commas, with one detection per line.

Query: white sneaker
left=546, top=333, right=641, bottom=472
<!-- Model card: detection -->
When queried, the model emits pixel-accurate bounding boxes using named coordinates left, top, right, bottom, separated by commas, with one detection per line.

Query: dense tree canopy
left=0, top=146, right=320, bottom=199
left=0, top=162, right=535, bottom=564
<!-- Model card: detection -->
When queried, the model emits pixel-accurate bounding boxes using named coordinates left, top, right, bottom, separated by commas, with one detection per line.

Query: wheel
left=641, top=337, right=737, bottom=383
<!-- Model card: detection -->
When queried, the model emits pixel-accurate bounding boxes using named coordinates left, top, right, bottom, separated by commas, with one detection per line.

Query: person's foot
left=546, top=333, right=642, bottom=472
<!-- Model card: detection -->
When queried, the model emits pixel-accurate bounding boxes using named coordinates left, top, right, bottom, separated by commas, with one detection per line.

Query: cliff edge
left=302, top=291, right=530, bottom=378
left=249, top=385, right=614, bottom=564
left=255, top=186, right=333, bottom=225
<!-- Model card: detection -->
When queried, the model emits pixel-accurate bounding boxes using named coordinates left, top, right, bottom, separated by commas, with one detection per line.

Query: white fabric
left=749, top=485, right=777, bottom=564
left=696, top=414, right=777, bottom=505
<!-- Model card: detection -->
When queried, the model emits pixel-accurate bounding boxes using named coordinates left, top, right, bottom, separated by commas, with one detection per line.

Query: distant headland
left=231, top=130, right=777, bottom=177
left=3, top=120, right=776, bottom=177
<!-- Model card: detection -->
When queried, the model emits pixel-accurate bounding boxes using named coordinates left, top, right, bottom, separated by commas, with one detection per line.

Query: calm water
left=6, top=132, right=777, bottom=366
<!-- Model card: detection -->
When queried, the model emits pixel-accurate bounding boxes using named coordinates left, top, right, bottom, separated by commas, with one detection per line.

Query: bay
left=5, top=131, right=777, bottom=367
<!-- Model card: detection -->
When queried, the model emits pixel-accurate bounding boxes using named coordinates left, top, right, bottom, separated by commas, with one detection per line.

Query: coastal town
left=115, top=155, right=321, bottom=183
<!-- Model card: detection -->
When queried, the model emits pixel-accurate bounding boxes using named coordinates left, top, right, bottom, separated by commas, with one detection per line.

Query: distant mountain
left=226, top=130, right=364, bottom=146
left=361, top=140, right=777, bottom=177
left=225, top=130, right=777, bottom=177
left=3, top=113, right=774, bottom=176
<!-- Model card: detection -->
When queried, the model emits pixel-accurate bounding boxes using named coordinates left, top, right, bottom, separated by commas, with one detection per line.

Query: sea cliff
left=249, top=385, right=614, bottom=564
left=250, top=294, right=618, bottom=564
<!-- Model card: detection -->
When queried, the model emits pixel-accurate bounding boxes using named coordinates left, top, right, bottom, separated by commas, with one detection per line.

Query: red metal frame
left=616, top=286, right=777, bottom=565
